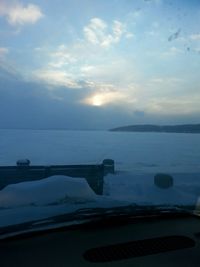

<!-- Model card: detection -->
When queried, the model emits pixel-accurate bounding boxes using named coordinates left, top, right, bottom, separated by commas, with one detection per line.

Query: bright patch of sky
left=0, top=0, right=200, bottom=129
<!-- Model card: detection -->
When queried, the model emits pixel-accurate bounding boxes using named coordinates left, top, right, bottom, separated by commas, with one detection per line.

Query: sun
left=82, top=91, right=124, bottom=107
left=92, top=95, right=103, bottom=106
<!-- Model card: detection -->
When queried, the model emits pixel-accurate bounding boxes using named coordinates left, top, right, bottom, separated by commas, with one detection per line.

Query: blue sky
left=0, top=0, right=200, bottom=129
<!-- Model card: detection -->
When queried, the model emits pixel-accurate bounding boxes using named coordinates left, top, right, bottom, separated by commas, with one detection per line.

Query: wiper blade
left=0, top=204, right=196, bottom=239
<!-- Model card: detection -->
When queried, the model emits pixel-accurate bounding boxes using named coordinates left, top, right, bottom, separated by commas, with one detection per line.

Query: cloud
left=33, top=69, right=81, bottom=89
left=83, top=18, right=106, bottom=45
left=79, top=59, right=135, bottom=84
left=1, top=62, right=200, bottom=130
left=0, top=47, right=9, bottom=58
left=80, top=80, right=138, bottom=109
left=144, top=0, right=162, bottom=3
left=48, top=44, right=77, bottom=68
left=150, top=77, right=183, bottom=85
left=32, top=17, right=135, bottom=94
left=146, top=95, right=200, bottom=116
left=0, top=64, right=139, bottom=129
left=33, top=63, right=134, bottom=107
left=83, top=18, right=128, bottom=48
left=29, top=15, right=199, bottom=121
left=125, top=32, right=134, bottom=39
left=0, top=1, right=43, bottom=26
left=190, top=34, right=200, bottom=41
left=82, top=91, right=125, bottom=107
left=160, top=46, right=183, bottom=58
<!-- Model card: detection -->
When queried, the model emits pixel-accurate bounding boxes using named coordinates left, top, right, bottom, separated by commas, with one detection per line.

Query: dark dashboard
left=1, top=215, right=200, bottom=266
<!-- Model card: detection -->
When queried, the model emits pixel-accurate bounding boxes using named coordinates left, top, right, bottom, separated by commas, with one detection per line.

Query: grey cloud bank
left=0, top=66, right=199, bottom=130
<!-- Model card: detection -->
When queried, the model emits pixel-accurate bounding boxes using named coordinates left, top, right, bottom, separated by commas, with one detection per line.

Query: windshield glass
left=0, top=0, right=200, bottom=234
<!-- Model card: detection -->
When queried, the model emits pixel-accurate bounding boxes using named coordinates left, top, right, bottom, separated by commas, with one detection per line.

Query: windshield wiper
left=0, top=204, right=197, bottom=239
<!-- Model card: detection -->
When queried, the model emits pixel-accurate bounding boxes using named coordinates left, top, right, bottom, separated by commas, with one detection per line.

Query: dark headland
left=110, top=124, right=200, bottom=133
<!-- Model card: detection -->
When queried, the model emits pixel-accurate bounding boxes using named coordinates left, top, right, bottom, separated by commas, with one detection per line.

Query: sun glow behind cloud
left=82, top=91, right=125, bottom=107
left=89, top=95, right=104, bottom=106
left=31, top=16, right=137, bottom=109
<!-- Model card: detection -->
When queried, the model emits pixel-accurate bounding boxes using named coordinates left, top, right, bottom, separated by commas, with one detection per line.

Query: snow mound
left=0, top=175, right=97, bottom=208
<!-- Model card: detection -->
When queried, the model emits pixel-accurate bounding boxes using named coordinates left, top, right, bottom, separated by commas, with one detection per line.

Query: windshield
left=0, top=0, right=200, bottom=234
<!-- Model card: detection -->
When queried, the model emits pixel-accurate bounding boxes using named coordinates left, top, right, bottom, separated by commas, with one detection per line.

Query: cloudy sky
left=0, top=0, right=200, bottom=129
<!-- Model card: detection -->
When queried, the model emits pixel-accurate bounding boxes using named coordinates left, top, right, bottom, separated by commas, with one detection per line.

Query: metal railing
left=0, top=159, right=115, bottom=195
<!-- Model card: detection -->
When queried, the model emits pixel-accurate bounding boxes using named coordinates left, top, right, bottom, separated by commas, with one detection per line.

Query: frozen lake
left=0, top=129, right=200, bottom=228
left=0, top=129, right=199, bottom=173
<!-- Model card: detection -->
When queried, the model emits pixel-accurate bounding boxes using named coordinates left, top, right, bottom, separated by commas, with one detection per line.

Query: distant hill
left=110, top=124, right=200, bottom=133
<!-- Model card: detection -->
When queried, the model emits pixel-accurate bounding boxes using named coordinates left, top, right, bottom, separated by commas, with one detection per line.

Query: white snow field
left=0, top=129, right=200, bottom=227
left=0, top=129, right=200, bottom=173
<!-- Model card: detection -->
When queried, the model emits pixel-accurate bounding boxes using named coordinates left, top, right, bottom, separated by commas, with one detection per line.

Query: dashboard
left=1, top=215, right=200, bottom=266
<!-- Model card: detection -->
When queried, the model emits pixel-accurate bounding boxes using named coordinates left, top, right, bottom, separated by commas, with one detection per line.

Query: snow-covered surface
left=0, top=129, right=200, bottom=173
left=0, top=172, right=200, bottom=227
left=0, top=175, right=97, bottom=208
left=0, top=129, right=200, bottom=229
left=104, top=172, right=200, bottom=205
left=0, top=175, right=130, bottom=227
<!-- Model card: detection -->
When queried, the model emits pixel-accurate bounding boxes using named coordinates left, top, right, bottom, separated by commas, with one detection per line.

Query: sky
left=0, top=0, right=200, bottom=130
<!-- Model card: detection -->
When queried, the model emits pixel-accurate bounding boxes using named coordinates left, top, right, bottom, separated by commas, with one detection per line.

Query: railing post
left=103, top=159, right=115, bottom=175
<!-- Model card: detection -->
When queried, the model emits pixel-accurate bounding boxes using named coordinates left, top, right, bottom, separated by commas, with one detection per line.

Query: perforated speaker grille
left=83, top=235, right=195, bottom=262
